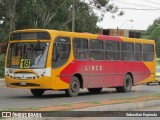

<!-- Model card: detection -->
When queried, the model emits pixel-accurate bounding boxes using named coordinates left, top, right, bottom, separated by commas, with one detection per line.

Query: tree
left=16, top=0, right=72, bottom=29
left=71, top=1, right=99, bottom=33
left=42, top=0, right=68, bottom=28
left=16, top=0, right=45, bottom=29
left=0, top=0, right=124, bottom=43
left=141, top=17, right=160, bottom=57
left=156, top=40, right=160, bottom=57
left=84, top=0, right=124, bottom=20
left=141, top=18, right=160, bottom=40
left=0, top=0, right=19, bottom=32
left=71, top=0, right=124, bottom=32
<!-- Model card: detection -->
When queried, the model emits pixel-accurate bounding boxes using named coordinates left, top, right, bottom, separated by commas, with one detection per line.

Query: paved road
left=0, top=80, right=160, bottom=110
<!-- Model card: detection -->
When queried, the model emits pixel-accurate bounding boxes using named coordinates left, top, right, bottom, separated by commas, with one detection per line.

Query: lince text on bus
left=85, top=65, right=102, bottom=71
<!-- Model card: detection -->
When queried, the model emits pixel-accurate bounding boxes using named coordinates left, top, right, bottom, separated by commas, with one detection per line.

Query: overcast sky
left=96, top=0, right=160, bottom=30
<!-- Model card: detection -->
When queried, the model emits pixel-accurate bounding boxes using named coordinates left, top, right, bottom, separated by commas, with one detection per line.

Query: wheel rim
left=71, top=81, right=78, bottom=92
left=126, top=78, right=131, bottom=90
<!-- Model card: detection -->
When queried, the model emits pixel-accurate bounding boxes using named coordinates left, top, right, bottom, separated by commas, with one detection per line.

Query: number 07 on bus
left=5, top=29, right=156, bottom=97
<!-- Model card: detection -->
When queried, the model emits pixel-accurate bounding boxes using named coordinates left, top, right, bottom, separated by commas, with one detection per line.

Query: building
left=99, top=28, right=145, bottom=38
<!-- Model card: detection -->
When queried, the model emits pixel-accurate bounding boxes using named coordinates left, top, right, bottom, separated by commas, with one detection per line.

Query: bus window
left=143, top=44, right=154, bottom=61
left=90, top=39, right=104, bottom=60
left=121, top=42, right=134, bottom=61
left=10, top=32, right=51, bottom=40
left=52, top=37, right=70, bottom=68
left=73, top=38, right=89, bottom=60
left=135, top=43, right=142, bottom=61
left=105, top=41, right=120, bottom=60
left=7, top=42, right=49, bottom=68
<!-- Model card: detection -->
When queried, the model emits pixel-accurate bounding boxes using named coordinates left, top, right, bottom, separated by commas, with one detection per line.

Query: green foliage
left=73, top=1, right=99, bottom=33
left=156, top=40, right=160, bottom=58
left=141, top=17, right=160, bottom=58
left=0, top=1, right=124, bottom=78
left=141, top=17, right=160, bottom=40
left=0, top=0, right=123, bottom=42
left=0, top=54, right=5, bottom=78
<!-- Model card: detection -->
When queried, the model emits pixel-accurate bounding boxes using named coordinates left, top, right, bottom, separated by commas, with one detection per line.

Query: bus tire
left=88, top=88, right=102, bottom=94
left=65, top=76, right=80, bottom=97
left=30, top=89, right=45, bottom=97
left=116, top=74, right=132, bottom=92
left=147, top=83, right=150, bottom=85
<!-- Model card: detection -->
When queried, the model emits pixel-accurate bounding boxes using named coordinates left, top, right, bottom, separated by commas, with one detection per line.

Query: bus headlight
left=8, top=69, right=13, bottom=73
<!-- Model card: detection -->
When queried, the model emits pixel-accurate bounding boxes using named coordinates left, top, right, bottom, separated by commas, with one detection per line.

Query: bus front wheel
left=116, top=74, right=132, bottom=92
left=65, top=76, right=80, bottom=97
left=30, top=89, right=45, bottom=97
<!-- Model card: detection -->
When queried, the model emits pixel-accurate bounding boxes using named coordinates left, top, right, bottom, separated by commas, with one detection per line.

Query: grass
left=2, top=106, right=38, bottom=111
left=89, top=101, right=101, bottom=104
left=61, top=104, right=72, bottom=107
left=27, top=106, right=39, bottom=110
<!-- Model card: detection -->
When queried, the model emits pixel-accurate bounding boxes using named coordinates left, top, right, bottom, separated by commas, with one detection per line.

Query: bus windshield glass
left=7, top=42, right=49, bottom=69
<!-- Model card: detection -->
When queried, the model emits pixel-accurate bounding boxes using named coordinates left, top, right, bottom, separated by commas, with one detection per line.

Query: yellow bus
left=5, top=29, right=156, bottom=97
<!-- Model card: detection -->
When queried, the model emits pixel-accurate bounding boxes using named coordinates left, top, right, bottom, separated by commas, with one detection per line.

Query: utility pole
left=117, top=27, right=119, bottom=36
left=72, top=0, right=75, bottom=32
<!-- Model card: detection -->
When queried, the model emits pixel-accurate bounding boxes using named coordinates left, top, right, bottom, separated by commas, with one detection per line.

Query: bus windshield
left=7, top=42, right=49, bottom=69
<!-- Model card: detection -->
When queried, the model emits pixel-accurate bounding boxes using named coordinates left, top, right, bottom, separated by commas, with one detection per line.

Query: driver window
left=52, top=37, right=70, bottom=68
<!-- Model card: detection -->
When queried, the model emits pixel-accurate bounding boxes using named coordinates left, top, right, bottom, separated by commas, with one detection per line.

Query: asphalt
left=1, top=79, right=160, bottom=120
left=0, top=78, right=160, bottom=112
left=0, top=78, right=5, bottom=86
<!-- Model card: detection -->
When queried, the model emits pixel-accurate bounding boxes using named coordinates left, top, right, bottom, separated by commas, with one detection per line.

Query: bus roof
left=11, top=29, right=155, bottom=44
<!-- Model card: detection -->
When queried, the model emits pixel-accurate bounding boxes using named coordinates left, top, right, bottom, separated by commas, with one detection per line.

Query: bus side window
left=105, top=41, right=120, bottom=60
left=73, top=38, right=89, bottom=60
left=90, top=39, right=104, bottom=60
left=135, top=43, right=142, bottom=61
left=121, top=42, right=134, bottom=61
left=143, top=44, right=154, bottom=61
left=52, top=37, right=70, bottom=68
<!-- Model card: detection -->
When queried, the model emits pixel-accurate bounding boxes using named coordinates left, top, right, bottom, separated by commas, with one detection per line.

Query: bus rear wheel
left=88, top=88, right=102, bottom=94
left=30, top=89, right=45, bottom=97
left=116, top=74, right=132, bottom=92
left=65, top=76, right=80, bottom=97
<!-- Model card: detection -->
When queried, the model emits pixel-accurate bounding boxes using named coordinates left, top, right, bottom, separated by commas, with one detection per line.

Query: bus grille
left=11, top=83, right=40, bottom=87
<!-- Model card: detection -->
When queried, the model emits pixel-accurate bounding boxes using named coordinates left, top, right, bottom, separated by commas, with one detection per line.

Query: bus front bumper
left=5, top=75, right=51, bottom=89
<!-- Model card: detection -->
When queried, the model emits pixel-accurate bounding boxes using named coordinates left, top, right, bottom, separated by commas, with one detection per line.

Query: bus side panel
left=104, top=61, right=115, bottom=87
left=86, top=61, right=106, bottom=88
left=113, top=61, right=151, bottom=86
left=51, top=69, right=69, bottom=90
left=137, top=61, right=156, bottom=84
left=60, top=60, right=117, bottom=88
left=59, top=60, right=153, bottom=88
left=113, top=61, right=130, bottom=87
left=59, top=60, right=89, bottom=88
left=130, top=62, right=145, bottom=85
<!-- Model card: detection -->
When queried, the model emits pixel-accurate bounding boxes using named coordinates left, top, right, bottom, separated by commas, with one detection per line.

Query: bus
left=5, top=29, right=156, bottom=97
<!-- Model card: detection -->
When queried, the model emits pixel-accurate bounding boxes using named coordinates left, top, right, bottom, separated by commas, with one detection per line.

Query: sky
left=96, top=0, right=160, bottom=30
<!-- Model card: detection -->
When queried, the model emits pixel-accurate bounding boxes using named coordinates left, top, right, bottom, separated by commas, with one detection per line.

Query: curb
left=0, top=78, right=5, bottom=86
left=73, top=99, right=160, bottom=111
left=0, top=78, right=4, bottom=80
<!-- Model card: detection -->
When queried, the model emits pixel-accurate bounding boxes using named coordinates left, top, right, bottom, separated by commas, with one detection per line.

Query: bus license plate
left=20, top=82, right=26, bottom=86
